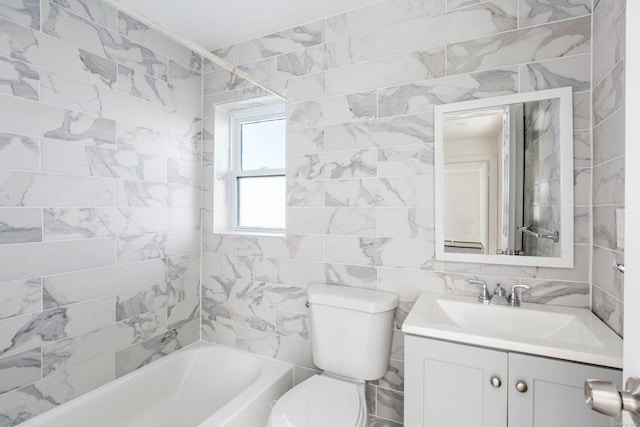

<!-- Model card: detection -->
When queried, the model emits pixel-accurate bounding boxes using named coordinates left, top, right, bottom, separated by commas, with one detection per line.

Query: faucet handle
left=507, top=284, right=531, bottom=306
left=469, top=279, right=492, bottom=304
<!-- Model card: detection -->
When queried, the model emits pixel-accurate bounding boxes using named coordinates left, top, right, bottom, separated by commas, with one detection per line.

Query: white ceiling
left=118, top=0, right=383, bottom=51
left=444, top=114, right=505, bottom=142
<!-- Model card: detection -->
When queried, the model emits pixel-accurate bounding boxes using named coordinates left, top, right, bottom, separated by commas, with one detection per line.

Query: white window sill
left=212, top=229, right=286, bottom=238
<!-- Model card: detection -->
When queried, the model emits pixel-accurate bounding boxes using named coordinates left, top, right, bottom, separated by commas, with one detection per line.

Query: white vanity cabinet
left=405, top=335, right=622, bottom=427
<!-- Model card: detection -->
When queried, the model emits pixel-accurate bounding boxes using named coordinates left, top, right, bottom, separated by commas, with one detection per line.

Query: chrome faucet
left=506, top=284, right=531, bottom=306
left=469, top=279, right=492, bottom=304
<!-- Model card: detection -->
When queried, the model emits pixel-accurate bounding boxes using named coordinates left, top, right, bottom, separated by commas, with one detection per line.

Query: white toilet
left=268, top=284, right=399, bottom=427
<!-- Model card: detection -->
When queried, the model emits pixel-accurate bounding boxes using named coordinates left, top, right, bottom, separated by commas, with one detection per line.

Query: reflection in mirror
left=434, top=87, right=574, bottom=268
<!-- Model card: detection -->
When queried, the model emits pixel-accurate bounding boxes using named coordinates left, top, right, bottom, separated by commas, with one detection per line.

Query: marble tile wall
left=591, top=0, right=625, bottom=336
left=523, top=98, right=562, bottom=258
left=0, top=0, right=202, bottom=424
left=201, top=1, right=595, bottom=424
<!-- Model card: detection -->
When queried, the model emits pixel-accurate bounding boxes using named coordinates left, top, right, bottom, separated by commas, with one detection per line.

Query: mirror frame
left=434, top=87, right=574, bottom=268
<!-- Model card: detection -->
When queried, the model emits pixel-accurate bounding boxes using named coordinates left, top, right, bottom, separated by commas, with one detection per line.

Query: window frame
left=228, top=103, right=286, bottom=234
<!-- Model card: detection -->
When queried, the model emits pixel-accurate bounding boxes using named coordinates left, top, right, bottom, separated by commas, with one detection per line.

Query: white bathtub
left=22, top=341, right=294, bottom=427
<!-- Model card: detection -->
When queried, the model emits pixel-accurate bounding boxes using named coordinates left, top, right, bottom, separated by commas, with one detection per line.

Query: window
left=229, top=104, right=286, bottom=232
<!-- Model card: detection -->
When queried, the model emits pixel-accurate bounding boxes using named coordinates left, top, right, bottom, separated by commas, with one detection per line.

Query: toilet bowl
left=268, top=374, right=367, bottom=427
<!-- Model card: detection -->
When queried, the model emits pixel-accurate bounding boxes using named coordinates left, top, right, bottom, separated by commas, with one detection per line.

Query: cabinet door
left=508, top=353, right=622, bottom=427
left=405, top=336, right=508, bottom=427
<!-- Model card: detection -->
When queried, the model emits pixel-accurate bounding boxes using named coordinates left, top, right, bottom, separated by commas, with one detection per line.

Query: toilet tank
left=307, top=284, right=399, bottom=381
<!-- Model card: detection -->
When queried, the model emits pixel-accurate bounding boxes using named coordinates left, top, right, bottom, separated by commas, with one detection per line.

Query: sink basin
left=403, top=292, right=623, bottom=368
left=428, top=299, right=603, bottom=347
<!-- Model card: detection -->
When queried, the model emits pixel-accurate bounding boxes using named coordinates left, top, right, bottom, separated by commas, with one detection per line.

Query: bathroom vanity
left=402, top=292, right=623, bottom=427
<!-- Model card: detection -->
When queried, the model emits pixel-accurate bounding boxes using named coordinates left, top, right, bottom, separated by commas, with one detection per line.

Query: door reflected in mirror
left=434, top=88, right=574, bottom=268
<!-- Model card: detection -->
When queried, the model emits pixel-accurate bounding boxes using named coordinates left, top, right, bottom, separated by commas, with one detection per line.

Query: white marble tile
left=0, top=132, right=39, bottom=172
left=0, top=171, right=115, bottom=207
left=327, top=48, right=445, bottom=96
left=378, top=0, right=517, bottom=58
left=593, top=107, right=624, bottom=166
left=167, top=298, right=200, bottom=329
left=0, top=347, right=41, bottom=395
left=446, top=16, right=591, bottom=75
left=0, top=17, right=118, bottom=91
left=168, top=60, right=202, bottom=95
left=239, top=20, right=326, bottom=64
left=287, top=127, right=324, bottom=155
left=324, top=236, right=435, bottom=269
left=116, top=278, right=198, bottom=321
left=572, top=91, right=591, bottom=131
left=327, top=0, right=446, bottom=41
left=42, top=2, right=168, bottom=80
left=0, top=237, right=115, bottom=282
left=0, top=296, right=114, bottom=359
left=324, top=176, right=432, bottom=207
left=41, top=138, right=167, bottom=182
left=378, top=207, right=434, bottom=238
left=592, top=246, right=624, bottom=300
left=116, top=181, right=200, bottom=208
left=573, top=130, right=591, bottom=169
left=117, top=11, right=201, bottom=72
left=519, top=53, right=591, bottom=92
left=226, top=301, right=275, bottom=334
left=324, top=113, right=433, bottom=151
left=40, top=70, right=167, bottom=131
left=236, top=281, right=308, bottom=313
left=376, top=387, right=404, bottom=423
left=201, top=318, right=235, bottom=346
left=116, top=230, right=201, bottom=264
left=593, top=156, right=624, bottom=206
left=43, top=207, right=168, bottom=240
left=168, top=207, right=200, bottom=232
left=519, top=0, right=591, bottom=28
left=0, top=207, right=41, bottom=244
left=0, top=278, right=41, bottom=321
left=0, top=56, right=39, bottom=100
left=593, top=8, right=624, bottom=86
left=168, top=159, right=200, bottom=185
left=0, top=95, right=116, bottom=147
left=52, top=0, right=117, bottom=30
left=44, top=259, right=166, bottom=308
left=592, top=285, right=623, bottom=336
left=236, top=235, right=323, bottom=262
left=276, top=32, right=377, bottom=79
left=0, top=0, right=40, bottom=29
left=167, top=110, right=202, bottom=139
left=288, top=149, right=377, bottom=180
left=0, top=353, right=114, bottom=426
left=593, top=59, right=625, bottom=126
left=592, top=0, right=625, bottom=45
left=287, top=181, right=324, bottom=207
left=41, top=309, right=166, bottom=376
left=378, top=68, right=518, bottom=117
left=275, top=335, right=314, bottom=369
left=378, top=145, right=433, bottom=176
left=276, top=260, right=327, bottom=286
left=281, top=72, right=326, bottom=103
left=288, top=90, right=377, bottom=128
left=115, top=319, right=199, bottom=377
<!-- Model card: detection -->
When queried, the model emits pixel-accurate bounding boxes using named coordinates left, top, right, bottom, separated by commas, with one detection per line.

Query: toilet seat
left=269, top=375, right=366, bottom=427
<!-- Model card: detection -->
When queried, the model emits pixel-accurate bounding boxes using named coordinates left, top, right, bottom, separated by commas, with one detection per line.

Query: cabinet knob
left=490, top=376, right=502, bottom=388
left=516, top=381, right=528, bottom=393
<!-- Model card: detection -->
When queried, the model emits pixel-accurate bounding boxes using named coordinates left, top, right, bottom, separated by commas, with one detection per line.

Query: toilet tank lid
left=307, top=284, right=399, bottom=313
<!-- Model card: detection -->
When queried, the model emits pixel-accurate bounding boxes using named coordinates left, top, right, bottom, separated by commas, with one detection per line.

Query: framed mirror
left=434, top=87, right=574, bottom=268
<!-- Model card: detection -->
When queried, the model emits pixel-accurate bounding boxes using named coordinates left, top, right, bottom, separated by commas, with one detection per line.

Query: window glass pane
left=237, top=176, right=285, bottom=229
left=241, top=118, right=286, bottom=170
